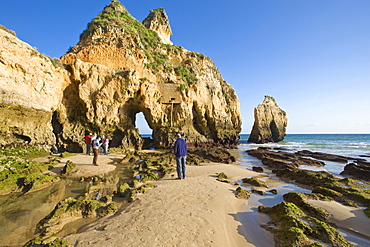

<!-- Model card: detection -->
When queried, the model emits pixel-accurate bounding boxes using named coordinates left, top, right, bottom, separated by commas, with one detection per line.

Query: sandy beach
left=50, top=153, right=370, bottom=246
left=62, top=160, right=265, bottom=246
left=308, top=200, right=370, bottom=241
left=49, top=154, right=125, bottom=177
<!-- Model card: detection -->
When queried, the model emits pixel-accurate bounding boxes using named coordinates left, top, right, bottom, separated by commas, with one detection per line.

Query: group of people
left=84, top=133, right=110, bottom=166
left=83, top=131, right=188, bottom=178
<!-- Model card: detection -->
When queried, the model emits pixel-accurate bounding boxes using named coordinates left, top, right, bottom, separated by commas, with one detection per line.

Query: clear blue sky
left=1, top=0, right=370, bottom=134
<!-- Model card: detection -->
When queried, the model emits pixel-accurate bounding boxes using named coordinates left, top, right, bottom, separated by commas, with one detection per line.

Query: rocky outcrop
left=58, top=0, right=241, bottom=150
left=0, top=0, right=241, bottom=150
left=0, top=27, right=70, bottom=147
left=340, top=162, right=370, bottom=181
left=142, top=8, right=172, bottom=45
left=248, top=96, right=287, bottom=144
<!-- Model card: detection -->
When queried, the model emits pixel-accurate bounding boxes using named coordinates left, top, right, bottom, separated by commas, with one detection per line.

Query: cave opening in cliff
left=135, top=112, right=154, bottom=149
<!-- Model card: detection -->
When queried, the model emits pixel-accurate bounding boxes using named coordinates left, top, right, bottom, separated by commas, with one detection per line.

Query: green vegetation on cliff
left=78, top=0, right=206, bottom=84
left=0, top=24, right=16, bottom=36
left=174, top=65, right=197, bottom=85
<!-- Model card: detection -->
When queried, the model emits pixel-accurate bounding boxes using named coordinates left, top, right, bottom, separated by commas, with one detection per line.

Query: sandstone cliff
left=248, top=96, right=287, bottom=144
left=58, top=0, right=241, bottom=150
left=0, top=27, right=70, bottom=147
left=0, top=0, right=241, bottom=150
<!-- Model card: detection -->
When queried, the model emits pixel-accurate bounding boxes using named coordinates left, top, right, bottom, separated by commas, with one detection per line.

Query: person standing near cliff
left=92, top=136, right=101, bottom=166
left=103, top=137, right=109, bottom=155
left=84, top=133, right=92, bottom=155
left=174, top=133, right=187, bottom=179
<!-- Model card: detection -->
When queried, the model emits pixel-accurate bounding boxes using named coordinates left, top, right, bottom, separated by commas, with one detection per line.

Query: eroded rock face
left=248, top=96, right=287, bottom=144
left=58, top=0, right=241, bottom=150
left=0, top=0, right=241, bottom=150
left=0, top=28, right=70, bottom=147
left=142, top=8, right=172, bottom=45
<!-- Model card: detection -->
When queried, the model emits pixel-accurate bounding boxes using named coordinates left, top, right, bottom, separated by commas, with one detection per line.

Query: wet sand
left=51, top=153, right=370, bottom=246
left=63, top=162, right=266, bottom=246
left=308, top=200, right=370, bottom=240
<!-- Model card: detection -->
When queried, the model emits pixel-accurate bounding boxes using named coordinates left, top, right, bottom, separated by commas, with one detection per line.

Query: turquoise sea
left=238, top=134, right=370, bottom=177
left=237, top=134, right=370, bottom=246
left=239, top=133, right=370, bottom=161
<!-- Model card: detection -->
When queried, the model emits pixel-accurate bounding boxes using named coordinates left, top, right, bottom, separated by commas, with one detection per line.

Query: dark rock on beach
left=340, top=162, right=370, bottom=181
left=296, top=150, right=350, bottom=163
left=252, top=166, right=264, bottom=173
left=187, top=147, right=236, bottom=165
left=247, top=148, right=326, bottom=168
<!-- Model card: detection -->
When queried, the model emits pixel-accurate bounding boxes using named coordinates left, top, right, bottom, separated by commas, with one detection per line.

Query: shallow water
left=0, top=181, right=66, bottom=246
left=234, top=143, right=370, bottom=247
left=239, top=134, right=370, bottom=162
left=0, top=160, right=134, bottom=246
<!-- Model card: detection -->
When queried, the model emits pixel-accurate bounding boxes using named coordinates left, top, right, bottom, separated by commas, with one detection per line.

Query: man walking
left=174, top=133, right=187, bottom=179
left=92, top=136, right=101, bottom=166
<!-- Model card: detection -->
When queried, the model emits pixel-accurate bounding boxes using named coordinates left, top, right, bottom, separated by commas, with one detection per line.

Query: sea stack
left=248, top=96, right=287, bottom=144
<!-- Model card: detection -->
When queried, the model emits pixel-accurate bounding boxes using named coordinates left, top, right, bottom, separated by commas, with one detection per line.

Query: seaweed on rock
left=247, top=147, right=370, bottom=217
left=258, top=202, right=354, bottom=247
left=283, top=192, right=331, bottom=222
left=235, top=186, right=250, bottom=199
left=24, top=236, right=71, bottom=247
left=37, top=197, right=118, bottom=238
left=242, top=177, right=268, bottom=188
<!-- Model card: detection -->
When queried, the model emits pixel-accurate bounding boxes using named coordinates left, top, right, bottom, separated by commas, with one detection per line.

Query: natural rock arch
left=0, top=1, right=241, bottom=151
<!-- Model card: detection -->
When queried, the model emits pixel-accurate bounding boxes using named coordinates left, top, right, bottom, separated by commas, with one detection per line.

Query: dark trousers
left=93, top=149, right=99, bottom=165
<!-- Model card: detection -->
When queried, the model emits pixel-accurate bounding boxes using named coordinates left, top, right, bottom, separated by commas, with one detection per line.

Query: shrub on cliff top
left=80, top=0, right=161, bottom=51
left=0, top=24, right=16, bottom=36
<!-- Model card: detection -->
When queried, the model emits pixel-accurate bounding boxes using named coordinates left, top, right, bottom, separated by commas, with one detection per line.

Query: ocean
left=238, top=134, right=370, bottom=177
left=237, top=134, right=370, bottom=246
left=239, top=133, right=370, bottom=161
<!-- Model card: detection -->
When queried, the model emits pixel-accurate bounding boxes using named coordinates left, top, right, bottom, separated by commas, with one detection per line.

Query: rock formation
left=248, top=96, right=287, bottom=143
left=0, top=26, right=69, bottom=147
left=0, top=0, right=241, bottom=150
left=142, top=8, right=173, bottom=45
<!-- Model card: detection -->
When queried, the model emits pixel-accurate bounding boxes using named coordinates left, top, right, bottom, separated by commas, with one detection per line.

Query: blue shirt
left=174, top=138, right=187, bottom=157
left=92, top=139, right=101, bottom=149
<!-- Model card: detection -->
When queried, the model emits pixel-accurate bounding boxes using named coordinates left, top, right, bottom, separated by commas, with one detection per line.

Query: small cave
left=14, top=134, right=31, bottom=144
left=51, top=111, right=83, bottom=153
left=270, top=120, right=280, bottom=142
